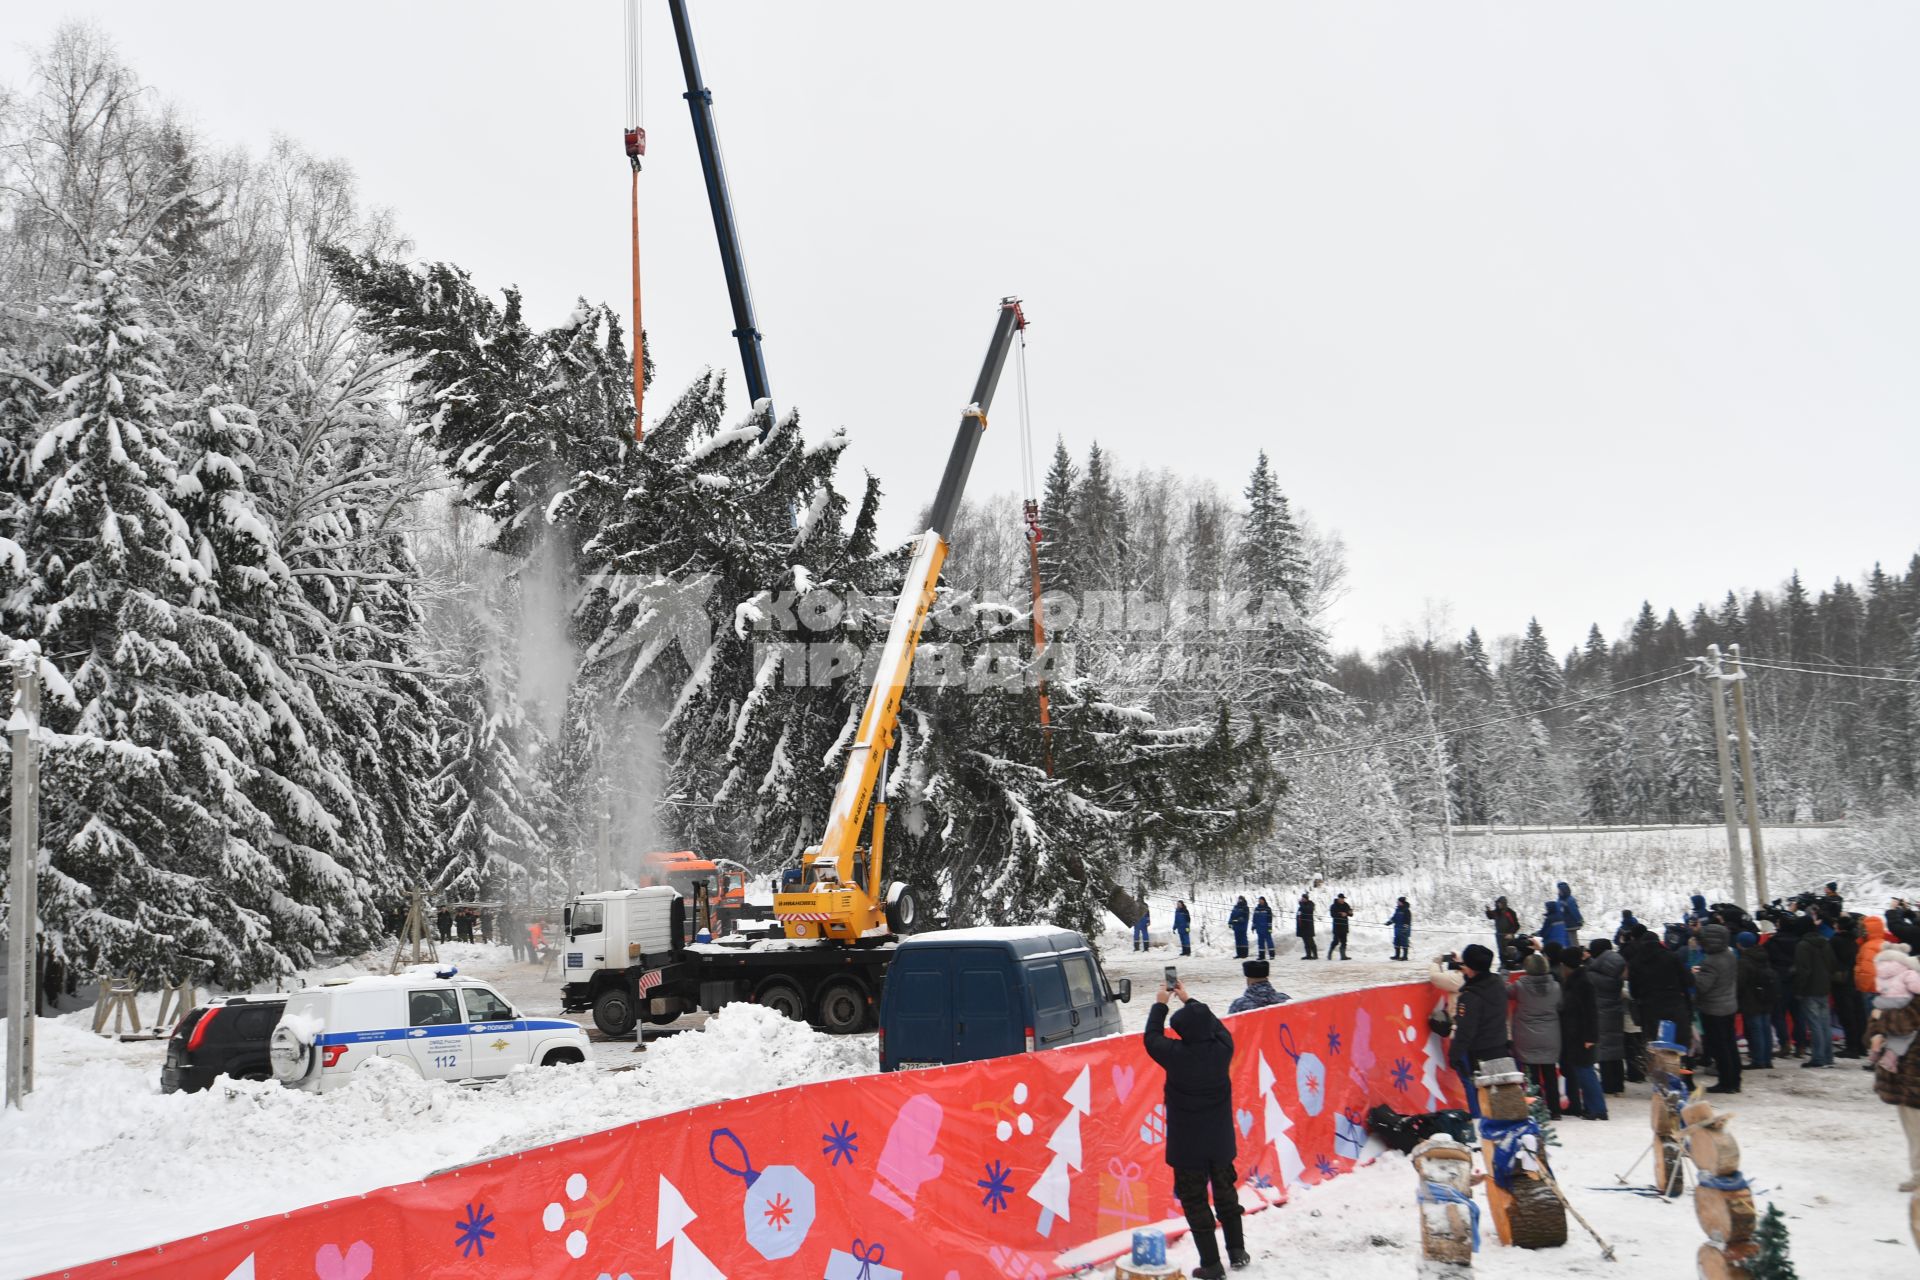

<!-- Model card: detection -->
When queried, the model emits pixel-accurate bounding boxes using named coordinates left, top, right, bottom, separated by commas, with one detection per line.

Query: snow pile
left=478, top=1003, right=876, bottom=1155
left=0, top=1005, right=872, bottom=1277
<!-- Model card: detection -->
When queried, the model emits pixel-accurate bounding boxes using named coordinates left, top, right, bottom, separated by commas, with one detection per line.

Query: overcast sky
left=6, top=2, right=1916, bottom=657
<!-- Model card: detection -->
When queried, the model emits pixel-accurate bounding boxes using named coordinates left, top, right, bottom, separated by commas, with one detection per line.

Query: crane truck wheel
left=816, top=980, right=869, bottom=1035
left=885, top=882, right=919, bottom=935
left=593, top=987, right=638, bottom=1039
left=755, top=979, right=807, bottom=1022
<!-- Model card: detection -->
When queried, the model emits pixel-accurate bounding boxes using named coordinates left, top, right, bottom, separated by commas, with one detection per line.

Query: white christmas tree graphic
left=656, top=1175, right=725, bottom=1280
left=1258, top=1052, right=1305, bottom=1192
left=1027, top=1065, right=1091, bottom=1236
left=1419, top=1028, right=1450, bottom=1111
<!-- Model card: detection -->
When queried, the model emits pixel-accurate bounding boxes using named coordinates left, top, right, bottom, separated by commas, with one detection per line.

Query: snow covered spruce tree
left=2, top=31, right=445, bottom=983
left=12, top=240, right=288, bottom=980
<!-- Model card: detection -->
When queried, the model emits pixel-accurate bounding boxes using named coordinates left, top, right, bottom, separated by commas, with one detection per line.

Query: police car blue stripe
left=313, top=1019, right=583, bottom=1047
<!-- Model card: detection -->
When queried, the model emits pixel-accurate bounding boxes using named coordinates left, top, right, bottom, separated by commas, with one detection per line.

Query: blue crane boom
left=666, top=0, right=774, bottom=431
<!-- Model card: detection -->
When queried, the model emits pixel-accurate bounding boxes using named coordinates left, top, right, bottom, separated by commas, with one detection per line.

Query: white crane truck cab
left=557, top=885, right=896, bottom=1038
left=268, top=968, right=589, bottom=1092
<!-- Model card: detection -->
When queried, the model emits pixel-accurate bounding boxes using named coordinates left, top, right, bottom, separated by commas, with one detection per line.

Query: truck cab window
left=569, top=902, right=603, bottom=940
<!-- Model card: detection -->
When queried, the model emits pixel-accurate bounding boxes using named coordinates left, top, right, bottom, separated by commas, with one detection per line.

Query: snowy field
left=3, top=824, right=1911, bottom=1278
left=1134, top=823, right=1855, bottom=950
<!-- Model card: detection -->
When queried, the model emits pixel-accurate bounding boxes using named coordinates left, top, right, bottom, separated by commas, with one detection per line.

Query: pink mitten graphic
left=314, top=1241, right=372, bottom=1280
left=870, top=1093, right=945, bottom=1218
left=1349, top=1007, right=1377, bottom=1089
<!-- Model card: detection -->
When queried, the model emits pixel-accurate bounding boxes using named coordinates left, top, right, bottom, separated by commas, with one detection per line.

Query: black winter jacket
left=1144, top=1000, right=1237, bottom=1170
left=1585, top=950, right=1627, bottom=1060
left=1626, top=937, right=1691, bottom=1034
left=1560, top=965, right=1600, bottom=1068
left=1792, top=934, right=1833, bottom=998
left=1452, top=970, right=1512, bottom=1064
left=1736, top=947, right=1777, bottom=1016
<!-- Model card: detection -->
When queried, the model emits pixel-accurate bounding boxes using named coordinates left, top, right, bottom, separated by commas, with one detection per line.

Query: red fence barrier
left=40, top=982, right=1457, bottom=1280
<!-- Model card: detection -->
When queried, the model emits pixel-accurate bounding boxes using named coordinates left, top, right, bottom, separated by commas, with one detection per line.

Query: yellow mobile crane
left=775, top=297, right=1029, bottom=943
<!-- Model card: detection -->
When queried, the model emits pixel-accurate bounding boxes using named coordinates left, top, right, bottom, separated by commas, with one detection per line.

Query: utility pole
left=1700, top=646, right=1748, bottom=907
left=7, top=654, right=43, bottom=1108
left=1726, top=645, right=1770, bottom=905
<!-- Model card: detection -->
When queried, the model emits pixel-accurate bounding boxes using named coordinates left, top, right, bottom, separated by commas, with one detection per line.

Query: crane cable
left=623, top=0, right=647, bottom=441
left=1013, top=321, right=1054, bottom=776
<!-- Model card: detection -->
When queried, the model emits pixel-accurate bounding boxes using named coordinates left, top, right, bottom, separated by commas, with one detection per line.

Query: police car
left=268, top=967, right=590, bottom=1092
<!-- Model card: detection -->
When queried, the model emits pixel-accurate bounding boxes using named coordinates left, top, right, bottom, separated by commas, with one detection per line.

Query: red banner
left=38, top=982, right=1457, bottom=1280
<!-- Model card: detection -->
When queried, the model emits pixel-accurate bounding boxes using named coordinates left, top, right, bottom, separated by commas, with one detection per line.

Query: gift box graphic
left=1097, top=1158, right=1151, bottom=1236
left=823, top=1237, right=902, bottom=1280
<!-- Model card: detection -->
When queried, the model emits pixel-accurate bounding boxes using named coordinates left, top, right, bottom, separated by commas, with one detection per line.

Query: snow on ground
left=0, top=946, right=871, bottom=1279
left=4, top=827, right=1913, bottom=1277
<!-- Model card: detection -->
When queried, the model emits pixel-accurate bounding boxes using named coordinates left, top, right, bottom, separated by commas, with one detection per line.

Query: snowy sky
left=6, top=1, right=1917, bottom=658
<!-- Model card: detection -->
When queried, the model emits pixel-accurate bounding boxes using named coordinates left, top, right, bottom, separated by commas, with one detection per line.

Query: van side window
left=409, top=989, right=462, bottom=1027
left=1026, top=961, right=1070, bottom=1012
left=1064, top=954, right=1099, bottom=1008
left=569, top=902, right=603, bottom=939
left=462, top=987, right=514, bottom=1022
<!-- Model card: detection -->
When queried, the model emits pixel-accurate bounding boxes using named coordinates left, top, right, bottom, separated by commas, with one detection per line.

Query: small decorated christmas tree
left=1748, top=1203, right=1796, bottom=1279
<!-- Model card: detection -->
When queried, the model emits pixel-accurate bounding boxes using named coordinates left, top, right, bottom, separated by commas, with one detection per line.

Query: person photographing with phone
left=1143, top=971, right=1248, bottom=1277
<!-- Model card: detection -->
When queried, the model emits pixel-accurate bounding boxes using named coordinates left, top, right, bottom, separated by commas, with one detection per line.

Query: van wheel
left=593, top=988, right=637, bottom=1039
left=816, top=980, right=868, bottom=1035
left=756, top=980, right=807, bottom=1022
left=885, top=883, right=919, bottom=935
left=268, top=1024, right=317, bottom=1085
left=541, top=1047, right=586, bottom=1067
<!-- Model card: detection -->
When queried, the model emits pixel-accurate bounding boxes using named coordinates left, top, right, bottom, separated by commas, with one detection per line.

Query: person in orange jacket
left=1857, top=915, right=1890, bottom=1041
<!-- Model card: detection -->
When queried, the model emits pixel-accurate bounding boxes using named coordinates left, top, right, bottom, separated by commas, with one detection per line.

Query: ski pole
left=1542, top=1168, right=1617, bottom=1261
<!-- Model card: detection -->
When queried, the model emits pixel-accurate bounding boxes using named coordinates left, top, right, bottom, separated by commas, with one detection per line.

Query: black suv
left=161, top=996, right=287, bottom=1093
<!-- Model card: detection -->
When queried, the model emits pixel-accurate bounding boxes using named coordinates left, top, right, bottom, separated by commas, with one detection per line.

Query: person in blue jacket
left=1541, top=900, right=1570, bottom=949
left=1173, top=900, right=1192, bottom=956
left=1228, top=896, right=1251, bottom=959
left=1557, top=881, right=1584, bottom=946
left=1133, top=903, right=1153, bottom=952
left=1387, top=897, right=1413, bottom=960
left=1252, top=896, right=1277, bottom=961
left=1614, top=909, right=1641, bottom=946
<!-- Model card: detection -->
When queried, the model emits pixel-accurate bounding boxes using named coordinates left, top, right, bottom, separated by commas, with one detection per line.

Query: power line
left=1737, top=653, right=1909, bottom=674
left=1736, top=659, right=1920, bottom=686
left=1259, top=667, right=1693, bottom=765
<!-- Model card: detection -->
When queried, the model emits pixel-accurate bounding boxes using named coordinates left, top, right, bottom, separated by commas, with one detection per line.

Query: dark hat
left=1461, top=943, right=1494, bottom=972
left=1243, top=959, right=1270, bottom=979
left=1736, top=931, right=1759, bottom=948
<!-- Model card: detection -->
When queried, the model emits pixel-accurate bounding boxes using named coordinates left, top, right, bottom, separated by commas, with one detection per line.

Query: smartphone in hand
left=1164, top=965, right=1179, bottom=990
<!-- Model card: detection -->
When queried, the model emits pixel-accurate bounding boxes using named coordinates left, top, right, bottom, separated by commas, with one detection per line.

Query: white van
left=269, top=968, right=590, bottom=1092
